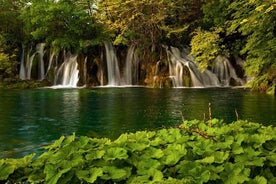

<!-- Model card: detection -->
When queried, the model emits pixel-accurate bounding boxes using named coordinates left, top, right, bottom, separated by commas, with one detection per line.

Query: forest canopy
left=0, top=0, right=275, bottom=93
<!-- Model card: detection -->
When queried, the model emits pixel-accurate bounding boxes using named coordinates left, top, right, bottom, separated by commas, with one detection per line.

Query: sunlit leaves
left=76, top=167, right=103, bottom=183
left=190, top=29, right=223, bottom=71
left=101, top=166, right=131, bottom=180
left=98, top=0, right=168, bottom=48
left=0, top=154, right=35, bottom=180
left=103, top=147, right=128, bottom=161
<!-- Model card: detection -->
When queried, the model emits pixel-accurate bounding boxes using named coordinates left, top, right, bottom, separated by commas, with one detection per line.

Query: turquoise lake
left=0, top=87, right=275, bottom=158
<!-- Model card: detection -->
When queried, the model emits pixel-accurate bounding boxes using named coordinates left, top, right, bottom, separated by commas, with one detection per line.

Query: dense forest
left=0, top=0, right=275, bottom=94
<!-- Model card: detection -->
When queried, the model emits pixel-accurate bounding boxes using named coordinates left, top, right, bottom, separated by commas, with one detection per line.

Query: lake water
left=0, top=87, right=275, bottom=158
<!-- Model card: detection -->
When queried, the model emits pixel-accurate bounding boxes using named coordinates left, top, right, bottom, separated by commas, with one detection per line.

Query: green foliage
left=0, top=51, right=17, bottom=82
left=227, top=0, right=276, bottom=93
left=20, top=0, right=105, bottom=51
left=98, top=0, right=201, bottom=49
left=1, top=119, right=276, bottom=183
left=98, top=0, right=168, bottom=49
left=190, top=29, right=223, bottom=71
left=0, top=35, right=18, bottom=82
left=199, top=0, right=276, bottom=94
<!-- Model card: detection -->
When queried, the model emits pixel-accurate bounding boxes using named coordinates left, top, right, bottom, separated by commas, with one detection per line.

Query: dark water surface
left=0, top=87, right=275, bottom=158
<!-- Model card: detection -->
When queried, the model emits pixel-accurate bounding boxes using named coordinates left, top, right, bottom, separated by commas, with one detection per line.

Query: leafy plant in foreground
left=0, top=119, right=276, bottom=183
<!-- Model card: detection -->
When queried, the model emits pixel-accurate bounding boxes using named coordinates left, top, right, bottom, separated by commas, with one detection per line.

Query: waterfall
left=19, top=46, right=26, bottom=80
left=166, top=46, right=245, bottom=87
left=19, top=43, right=46, bottom=80
left=212, top=56, right=245, bottom=86
left=104, top=42, right=120, bottom=86
left=167, top=47, right=186, bottom=87
left=36, top=43, right=46, bottom=80
left=83, top=57, right=87, bottom=85
left=19, top=46, right=35, bottom=80
left=45, top=51, right=56, bottom=78
left=100, top=48, right=104, bottom=86
left=125, top=44, right=139, bottom=85
left=54, top=53, right=79, bottom=87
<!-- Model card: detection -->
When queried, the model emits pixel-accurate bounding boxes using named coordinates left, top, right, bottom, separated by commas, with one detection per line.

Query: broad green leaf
left=214, top=151, right=229, bottom=163
left=207, top=165, right=224, bottom=180
left=163, top=144, right=187, bottom=165
left=248, top=134, right=273, bottom=148
left=166, top=129, right=182, bottom=143
left=0, top=154, right=35, bottom=180
left=44, top=163, right=71, bottom=184
left=137, top=159, right=161, bottom=175
left=114, top=133, right=128, bottom=145
left=101, top=166, right=130, bottom=180
left=63, top=133, right=75, bottom=145
left=266, top=154, right=276, bottom=166
left=220, top=163, right=250, bottom=184
left=85, top=150, right=105, bottom=161
left=235, top=148, right=264, bottom=166
left=76, top=167, right=103, bottom=183
left=76, top=136, right=90, bottom=148
left=196, top=156, right=215, bottom=164
left=147, top=147, right=164, bottom=159
left=0, top=164, right=15, bottom=180
left=216, top=136, right=234, bottom=150
left=148, top=168, right=163, bottom=182
left=151, top=136, right=166, bottom=147
left=127, top=142, right=149, bottom=151
left=193, top=140, right=213, bottom=155
left=232, top=143, right=244, bottom=155
left=248, top=176, right=267, bottom=184
left=103, top=147, right=128, bottom=161
left=44, top=136, right=65, bottom=150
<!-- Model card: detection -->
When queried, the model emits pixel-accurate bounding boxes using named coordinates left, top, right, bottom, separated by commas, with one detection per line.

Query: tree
left=162, top=0, right=202, bottom=46
left=228, top=0, right=276, bottom=92
left=194, top=0, right=276, bottom=93
left=190, top=28, right=223, bottom=71
left=98, top=0, right=169, bottom=51
left=0, top=35, right=18, bottom=82
left=20, top=0, right=105, bottom=51
left=0, top=0, right=26, bottom=53
left=98, top=0, right=203, bottom=49
left=0, top=0, right=26, bottom=82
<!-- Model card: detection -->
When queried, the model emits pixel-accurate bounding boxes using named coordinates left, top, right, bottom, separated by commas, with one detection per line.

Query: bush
left=1, top=119, right=276, bottom=183
left=0, top=51, right=18, bottom=82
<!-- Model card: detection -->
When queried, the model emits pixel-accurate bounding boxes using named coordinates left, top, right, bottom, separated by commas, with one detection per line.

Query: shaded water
left=0, top=88, right=275, bottom=158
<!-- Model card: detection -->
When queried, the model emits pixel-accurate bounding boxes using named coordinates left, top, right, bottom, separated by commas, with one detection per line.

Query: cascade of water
left=54, top=53, right=79, bottom=87
left=19, top=46, right=36, bottom=80
left=100, top=48, right=104, bottom=86
left=104, top=42, right=121, bottom=86
left=37, top=43, right=46, bottom=80
left=125, top=44, right=139, bottom=85
left=26, top=50, right=36, bottom=80
left=19, top=43, right=47, bottom=81
left=212, top=56, right=245, bottom=86
left=166, top=46, right=245, bottom=87
left=167, top=46, right=221, bottom=87
left=19, top=46, right=26, bottom=80
left=83, top=57, right=87, bottom=85
left=187, top=61, right=220, bottom=87
left=167, top=47, right=189, bottom=87
left=45, top=51, right=56, bottom=78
